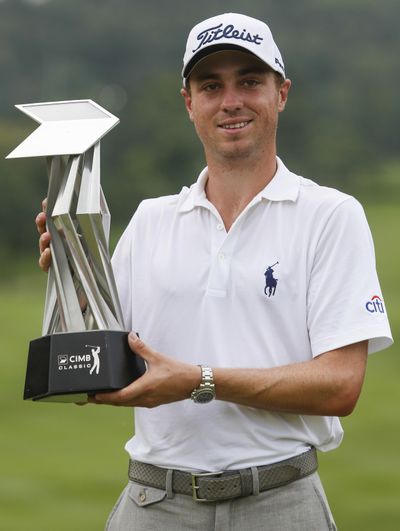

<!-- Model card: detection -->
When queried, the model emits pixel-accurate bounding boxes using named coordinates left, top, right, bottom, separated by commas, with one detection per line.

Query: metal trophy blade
left=7, top=100, right=145, bottom=402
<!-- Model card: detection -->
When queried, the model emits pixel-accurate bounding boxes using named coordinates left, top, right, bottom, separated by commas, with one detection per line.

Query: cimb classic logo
left=57, top=345, right=101, bottom=375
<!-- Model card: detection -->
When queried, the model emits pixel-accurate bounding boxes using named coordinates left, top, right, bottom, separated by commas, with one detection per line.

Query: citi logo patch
left=365, top=295, right=385, bottom=314
left=57, top=345, right=101, bottom=375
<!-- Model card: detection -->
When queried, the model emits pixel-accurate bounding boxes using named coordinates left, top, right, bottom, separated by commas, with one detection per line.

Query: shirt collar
left=178, top=157, right=300, bottom=213
left=259, top=157, right=300, bottom=202
left=178, top=167, right=211, bottom=213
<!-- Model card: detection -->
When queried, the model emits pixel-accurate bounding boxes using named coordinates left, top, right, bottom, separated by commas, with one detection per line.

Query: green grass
left=0, top=270, right=132, bottom=530
left=318, top=203, right=400, bottom=530
left=0, top=203, right=399, bottom=530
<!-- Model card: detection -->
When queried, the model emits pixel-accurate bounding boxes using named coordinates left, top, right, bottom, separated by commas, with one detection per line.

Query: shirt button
left=139, top=490, right=147, bottom=502
left=216, top=223, right=224, bottom=231
left=218, top=252, right=226, bottom=261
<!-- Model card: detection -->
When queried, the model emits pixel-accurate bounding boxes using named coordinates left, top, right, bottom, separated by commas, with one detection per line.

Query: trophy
left=6, top=100, right=145, bottom=402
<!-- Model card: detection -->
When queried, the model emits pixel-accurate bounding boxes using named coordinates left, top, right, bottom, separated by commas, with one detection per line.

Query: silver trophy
left=7, top=100, right=145, bottom=402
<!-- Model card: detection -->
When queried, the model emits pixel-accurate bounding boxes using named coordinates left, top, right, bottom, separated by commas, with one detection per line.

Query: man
left=37, top=13, right=392, bottom=531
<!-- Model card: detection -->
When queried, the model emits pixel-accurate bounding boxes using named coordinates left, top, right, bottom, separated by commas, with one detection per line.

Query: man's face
left=181, top=51, right=291, bottom=164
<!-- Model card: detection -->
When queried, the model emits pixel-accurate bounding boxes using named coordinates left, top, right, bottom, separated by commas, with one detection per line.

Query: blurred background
left=0, top=0, right=399, bottom=529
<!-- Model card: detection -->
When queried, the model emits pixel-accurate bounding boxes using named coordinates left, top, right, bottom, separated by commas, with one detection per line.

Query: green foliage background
left=1, top=0, right=400, bottom=253
left=0, top=1, right=399, bottom=529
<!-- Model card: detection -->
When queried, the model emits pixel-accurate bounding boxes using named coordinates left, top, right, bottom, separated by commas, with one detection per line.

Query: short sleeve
left=307, top=198, right=393, bottom=356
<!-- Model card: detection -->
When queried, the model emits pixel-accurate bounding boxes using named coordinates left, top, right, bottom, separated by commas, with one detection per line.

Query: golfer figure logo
left=86, top=345, right=101, bottom=375
left=264, top=262, right=279, bottom=297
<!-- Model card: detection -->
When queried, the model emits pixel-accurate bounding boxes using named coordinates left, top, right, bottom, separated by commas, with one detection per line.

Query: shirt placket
left=207, top=218, right=232, bottom=298
left=199, top=195, right=263, bottom=298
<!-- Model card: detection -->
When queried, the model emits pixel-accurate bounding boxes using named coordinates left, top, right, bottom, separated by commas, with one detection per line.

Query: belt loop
left=165, top=469, right=174, bottom=499
left=251, top=466, right=260, bottom=496
left=239, top=468, right=253, bottom=497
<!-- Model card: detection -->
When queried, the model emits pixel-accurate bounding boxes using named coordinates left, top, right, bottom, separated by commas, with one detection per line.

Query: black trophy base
left=24, top=330, right=146, bottom=403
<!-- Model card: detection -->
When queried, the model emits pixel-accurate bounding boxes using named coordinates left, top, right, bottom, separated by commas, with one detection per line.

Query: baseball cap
left=182, top=13, right=285, bottom=83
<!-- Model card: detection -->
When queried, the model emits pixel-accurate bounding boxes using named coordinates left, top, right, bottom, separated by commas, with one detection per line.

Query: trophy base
left=24, top=330, right=146, bottom=403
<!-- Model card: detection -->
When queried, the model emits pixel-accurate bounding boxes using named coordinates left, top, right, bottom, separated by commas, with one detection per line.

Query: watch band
left=190, top=365, right=215, bottom=403
left=199, top=365, right=213, bottom=385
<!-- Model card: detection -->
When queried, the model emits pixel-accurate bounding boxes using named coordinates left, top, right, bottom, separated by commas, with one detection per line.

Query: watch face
left=194, top=389, right=215, bottom=403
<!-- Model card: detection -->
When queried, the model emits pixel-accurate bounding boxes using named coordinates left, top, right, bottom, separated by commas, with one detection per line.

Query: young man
left=37, top=13, right=392, bottom=530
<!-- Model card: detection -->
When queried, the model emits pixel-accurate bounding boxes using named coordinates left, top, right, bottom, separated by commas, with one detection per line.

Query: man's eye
left=204, top=83, right=219, bottom=91
left=243, top=79, right=259, bottom=87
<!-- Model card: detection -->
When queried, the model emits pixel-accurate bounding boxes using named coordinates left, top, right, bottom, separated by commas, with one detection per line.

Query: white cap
left=182, top=13, right=285, bottom=81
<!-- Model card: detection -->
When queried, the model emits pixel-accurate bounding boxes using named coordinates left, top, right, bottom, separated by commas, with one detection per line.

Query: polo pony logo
left=193, top=23, right=264, bottom=53
left=264, top=262, right=279, bottom=297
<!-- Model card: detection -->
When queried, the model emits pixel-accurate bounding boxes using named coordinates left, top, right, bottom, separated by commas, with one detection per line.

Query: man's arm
left=213, top=341, right=367, bottom=416
left=91, top=332, right=368, bottom=417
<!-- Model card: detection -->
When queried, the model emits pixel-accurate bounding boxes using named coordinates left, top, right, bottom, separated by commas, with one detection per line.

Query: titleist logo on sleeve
left=192, top=23, right=264, bottom=53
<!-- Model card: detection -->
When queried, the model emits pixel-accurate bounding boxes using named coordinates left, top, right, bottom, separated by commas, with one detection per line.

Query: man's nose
left=220, top=87, right=244, bottom=112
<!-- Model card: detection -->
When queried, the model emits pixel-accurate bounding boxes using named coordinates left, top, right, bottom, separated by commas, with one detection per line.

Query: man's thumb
left=128, top=331, right=151, bottom=360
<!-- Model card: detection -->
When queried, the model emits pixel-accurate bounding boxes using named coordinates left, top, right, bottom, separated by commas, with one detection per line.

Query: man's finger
left=87, top=395, right=103, bottom=405
left=39, top=232, right=51, bottom=253
left=36, top=212, right=47, bottom=235
left=92, top=378, right=145, bottom=406
left=128, top=331, right=155, bottom=364
left=38, top=247, right=51, bottom=272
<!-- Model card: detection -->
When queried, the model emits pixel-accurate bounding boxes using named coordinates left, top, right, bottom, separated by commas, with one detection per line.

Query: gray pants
left=106, top=472, right=337, bottom=530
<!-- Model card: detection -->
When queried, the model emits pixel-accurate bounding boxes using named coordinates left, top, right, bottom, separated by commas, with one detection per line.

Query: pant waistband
left=128, top=447, right=318, bottom=503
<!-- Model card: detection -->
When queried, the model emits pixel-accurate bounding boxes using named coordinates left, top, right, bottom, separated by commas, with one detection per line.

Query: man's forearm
left=213, top=341, right=368, bottom=416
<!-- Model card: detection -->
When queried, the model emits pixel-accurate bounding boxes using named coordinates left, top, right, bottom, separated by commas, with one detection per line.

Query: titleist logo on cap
left=192, top=23, right=264, bottom=53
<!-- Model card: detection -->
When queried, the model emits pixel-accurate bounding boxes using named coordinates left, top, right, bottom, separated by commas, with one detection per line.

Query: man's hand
left=89, top=332, right=201, bottom=408
left=36, top=198, right=52, bottom=272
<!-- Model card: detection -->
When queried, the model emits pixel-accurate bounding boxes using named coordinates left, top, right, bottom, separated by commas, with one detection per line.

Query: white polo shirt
left=112, top=157, right=393, bottom=472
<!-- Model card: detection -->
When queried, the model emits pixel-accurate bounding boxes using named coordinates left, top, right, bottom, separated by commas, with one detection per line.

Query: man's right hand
left=36, top=198, right=51, bottom=272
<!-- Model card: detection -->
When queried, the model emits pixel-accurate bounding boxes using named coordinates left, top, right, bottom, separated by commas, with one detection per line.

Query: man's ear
left=278, top=79, right=291, bottom=112
left=181, top=87, right=194, bottom=122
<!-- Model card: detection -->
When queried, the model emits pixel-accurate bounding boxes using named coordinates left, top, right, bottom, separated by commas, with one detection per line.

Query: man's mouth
left=220, top=121, right=250, bottom=130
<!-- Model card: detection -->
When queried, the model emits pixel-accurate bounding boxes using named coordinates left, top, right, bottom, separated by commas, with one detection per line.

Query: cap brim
left=183, top=43, right=257, bottom=79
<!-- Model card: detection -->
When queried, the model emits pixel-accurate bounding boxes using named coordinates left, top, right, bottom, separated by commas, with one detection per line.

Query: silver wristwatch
left=191, top=365, right=215, bottom=404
